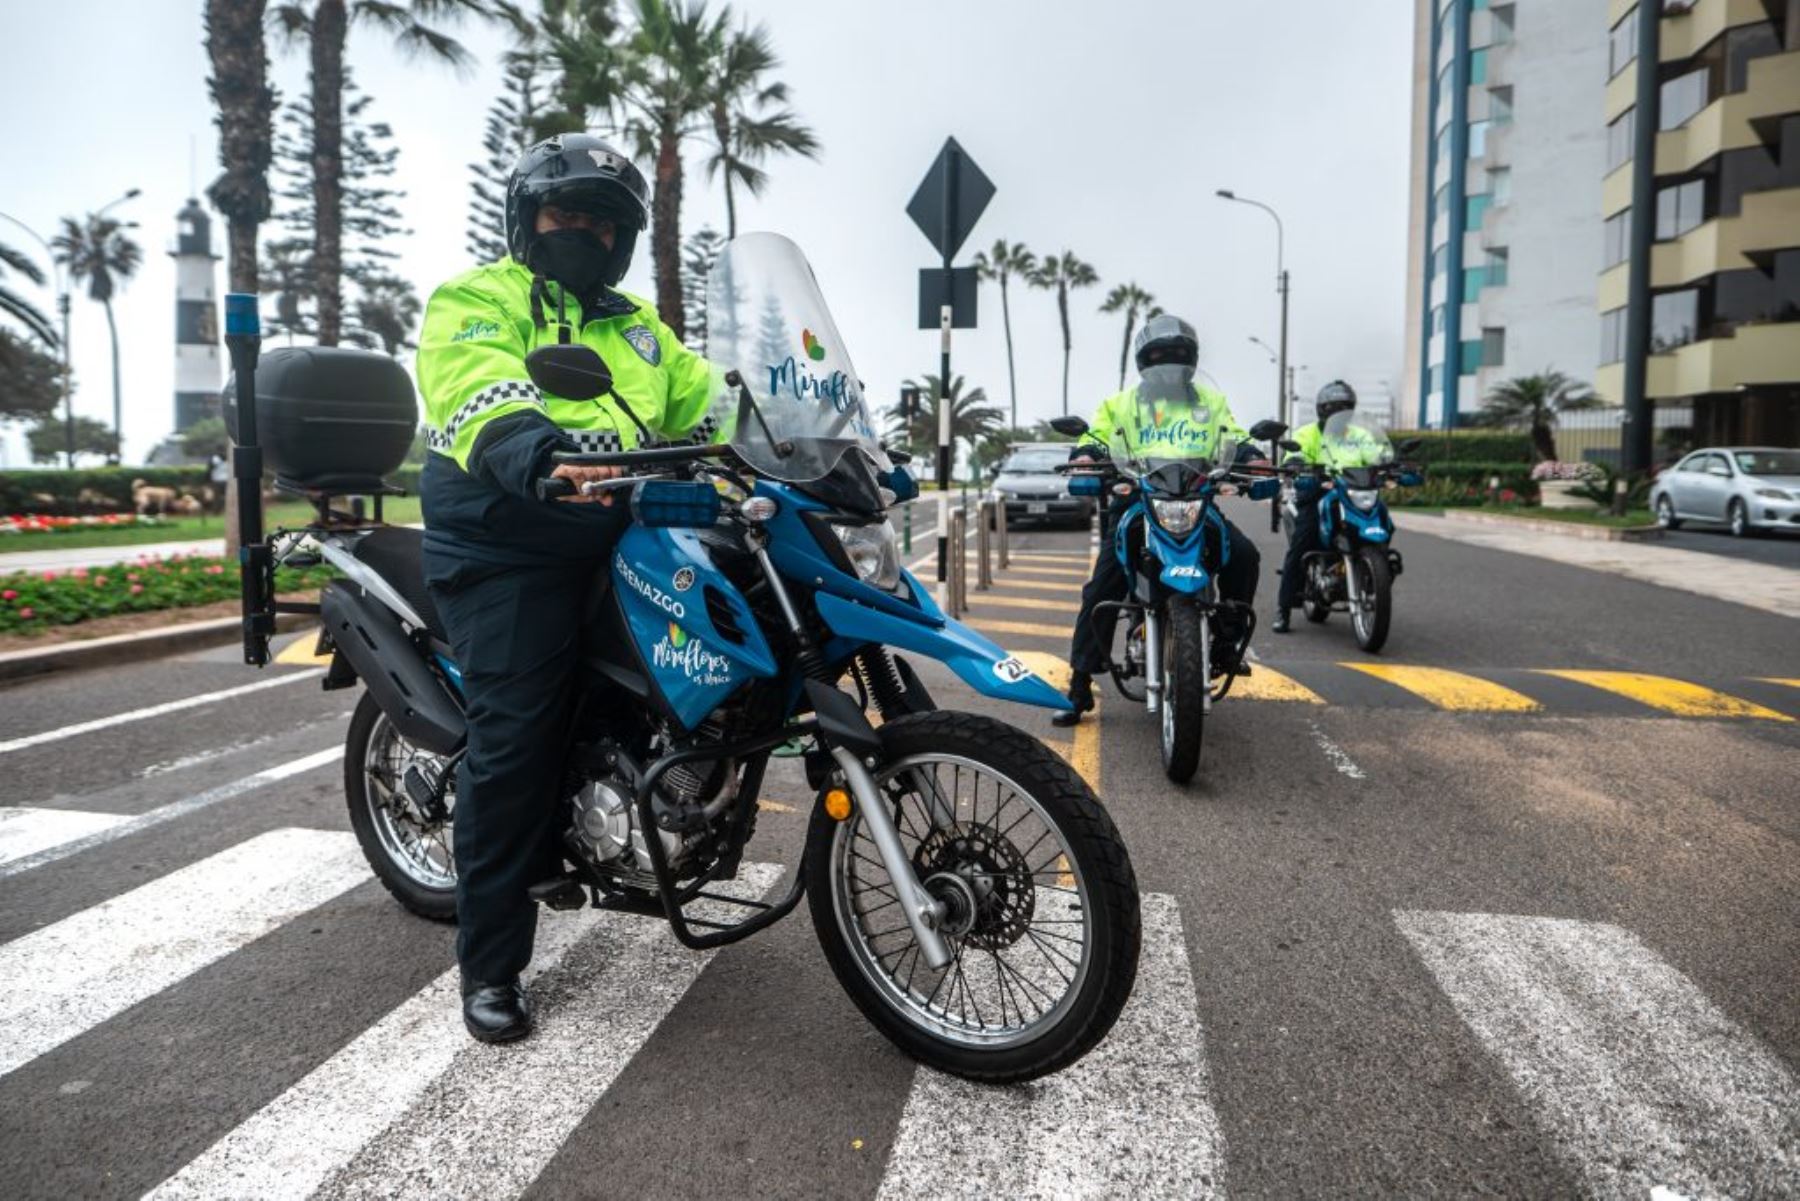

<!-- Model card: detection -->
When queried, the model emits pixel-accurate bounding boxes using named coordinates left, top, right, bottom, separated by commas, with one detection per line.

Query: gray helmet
left=1134, top=314, right=1199, bottom=372
left=1315, top=380, right=1357, bottom=421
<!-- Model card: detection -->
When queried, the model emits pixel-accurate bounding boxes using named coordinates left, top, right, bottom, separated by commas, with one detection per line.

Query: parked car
left=1649, top=446, right=1800, bottom=537
left=988, top=442, right=1095, bottom=528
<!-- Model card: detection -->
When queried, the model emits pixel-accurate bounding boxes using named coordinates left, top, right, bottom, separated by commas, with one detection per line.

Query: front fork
left=1142, top=607, right=1163, bottom=716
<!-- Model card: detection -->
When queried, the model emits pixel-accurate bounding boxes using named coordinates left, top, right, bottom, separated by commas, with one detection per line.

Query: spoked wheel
left=804, top=712, right=1140, bottom=1083
left=1110, top=616, right=1148, bottom=702
left=1728, top=499, right=1752, bottom=538
left=1160, top=598, right=1207, bottom=784
left=1349, top=547, right=1393, bottom=654
left=1303, top=559, right=1333, bottom=624
left=1655, top=495, right=1682, bottom=530
left=344, top=691, right=458, bottom=922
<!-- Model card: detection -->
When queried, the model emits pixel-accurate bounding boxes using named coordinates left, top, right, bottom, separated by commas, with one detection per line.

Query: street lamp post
left=1216, top=190, right=1289, bottom=431
left=96, top=189, right=142, bottom=465
left=0, top=210, right=75, bottom=467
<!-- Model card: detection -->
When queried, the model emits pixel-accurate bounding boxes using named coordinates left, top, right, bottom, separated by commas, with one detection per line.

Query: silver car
left=1650, top=446, right=1800, bottom=537
left=988, top=442, right=1095, bottom=527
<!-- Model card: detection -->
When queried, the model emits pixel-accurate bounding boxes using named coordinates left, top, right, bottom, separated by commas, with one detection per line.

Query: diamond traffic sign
left=906, top=137, right=995, bottom=263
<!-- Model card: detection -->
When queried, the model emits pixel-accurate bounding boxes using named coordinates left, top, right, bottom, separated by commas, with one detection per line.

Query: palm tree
left=205, top=0, right=277, bottom=295
left=1478, top=369, right=1606, bottom=462
left=704, top=19, right=819, bottom=239
left=1099, top=282, right=1160, bottom=390
left=1030, top=251, right=1099, bottom=416
left=52, top=215, right=142, bottom=462
left=0, top=242, right=59, bottom=353
left=972, top=239, right=1035, bottom=428
left=888, top=372, right=1002, bottom=484
left=270, top=0, right=487, bottom=345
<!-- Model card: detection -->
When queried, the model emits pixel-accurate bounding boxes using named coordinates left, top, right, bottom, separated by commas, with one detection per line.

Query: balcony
left=1652, top=186, right=1800, bottom=288
left=1596, top=321, right=1800, bottom=400
left=1606, top=63, right=1637, bottom=124
left=1659, top=0, right=1770, bottom=63
left=1598, top=263, right=1631, bottom=312
left=1656, top=50, right=1800, bottom=175
left=1603, top=164, right=1634, bottom=218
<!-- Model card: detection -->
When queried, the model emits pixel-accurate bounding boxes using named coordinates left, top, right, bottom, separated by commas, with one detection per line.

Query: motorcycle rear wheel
left=345, top=691, right=458, bottom=923
left=804, top=712, right=1141, bottom=1083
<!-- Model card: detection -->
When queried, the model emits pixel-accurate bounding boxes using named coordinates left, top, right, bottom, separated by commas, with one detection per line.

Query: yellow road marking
left=275, top=636, right=333, bottom=667
left=991, top=577, right=1083, bottom=594
left=967, top=594, right=1081, bottom=614
left=968, top=618, right=1070, bottom=640
left=1757, top=677, right=1800, bottom=689
left=1011, top=650, right=1100, bottom=793
left=1004, top=565, right=1090, bottom=579
left=1231, top=667, right=1325, bottom=704
left=1536, top=670, right=1793, bottom=721
left=1343, top=663, right=1541, bottom=712
left=757, top=799, right=798, bottom=814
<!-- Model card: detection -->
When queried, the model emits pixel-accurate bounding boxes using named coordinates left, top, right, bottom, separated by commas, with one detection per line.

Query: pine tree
left=466, top=53, right=546, bottom=263
left=679, top=225, right=723, bottom=354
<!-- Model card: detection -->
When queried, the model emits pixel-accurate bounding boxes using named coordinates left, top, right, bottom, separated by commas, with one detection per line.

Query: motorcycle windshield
left=1111, top=370, right=1239, bottom=469
left=706, top=232, right=889, bottom=484
left=1320, top=410, right=1394, bottom=470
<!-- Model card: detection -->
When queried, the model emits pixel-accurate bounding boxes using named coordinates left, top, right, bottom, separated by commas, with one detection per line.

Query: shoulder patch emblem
left=622, top=324, right=662, bottom=366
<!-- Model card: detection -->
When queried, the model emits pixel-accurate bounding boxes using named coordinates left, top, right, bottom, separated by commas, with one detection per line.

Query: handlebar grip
left=536, top=477, right=578, bottom=501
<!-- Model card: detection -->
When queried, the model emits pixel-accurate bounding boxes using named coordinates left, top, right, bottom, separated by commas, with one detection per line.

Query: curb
left=1438, top=509, right=1666, bottom=543
left=0, top=612, right=310, bottom=686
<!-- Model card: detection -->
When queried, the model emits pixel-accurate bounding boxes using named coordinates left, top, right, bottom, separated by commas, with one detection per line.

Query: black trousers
left=1068, top=500, right=1262, bottom=675
left=1278, top=492, right=1323, bottom=611
left=423, top=549, right=609, bottom=985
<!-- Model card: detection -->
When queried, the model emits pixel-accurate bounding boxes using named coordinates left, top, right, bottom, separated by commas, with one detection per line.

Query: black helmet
left=1134, top=314, right=1199, bottom=372
left=1316, top=380, right=1358, bottom=422
left=504, top=132, right=651, bottom=287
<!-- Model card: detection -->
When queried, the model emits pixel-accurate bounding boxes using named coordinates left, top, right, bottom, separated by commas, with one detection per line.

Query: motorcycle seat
left=351, top=526, right=447, bottom=641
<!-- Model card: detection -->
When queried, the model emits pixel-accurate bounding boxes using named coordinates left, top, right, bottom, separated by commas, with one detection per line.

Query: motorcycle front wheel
left=1350, top=547, right=1393, bottom=654
left=1159, top=597, right=1208, bottom=784
left=804, top=711, right=1141, bottom=1083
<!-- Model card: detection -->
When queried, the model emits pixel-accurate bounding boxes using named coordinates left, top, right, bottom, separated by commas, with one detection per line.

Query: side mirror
left=1248, top=419, right=1288, bottom=442
left=1278, top=439, right=1303, bottom=453
left=886, top=447, right=914, bottom=466
left=525, top=344, right=612, bottom=401
left=1397, top=438, right=1424, bottom=456
left=1049, top=416, right=1089, bottom=438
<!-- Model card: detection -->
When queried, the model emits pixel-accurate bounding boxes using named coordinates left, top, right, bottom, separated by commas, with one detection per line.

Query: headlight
left=1151, top=498, right=1203, bottom=535
left=1754, top=487, right=1792, bottom=500
left=1345, top=488, right=1380, bottom=511
left=831, top=519, right=901, bottom=591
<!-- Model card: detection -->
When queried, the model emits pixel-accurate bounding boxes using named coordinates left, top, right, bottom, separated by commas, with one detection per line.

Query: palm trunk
left=310, top=0, right=347, bottom=346
left=1000, top=277, right=1017, bottom=429
left=1532, top=420, right=1557, bottom=463
left=105, top=299, right=122, bottom=464
left=1058, top=284, right=1072, bottom=416
left=653, top=125, right=685, bottom=339
left=712, top=103, right=737, bottom=240
left=1116, top=307, right=1134, bottom=390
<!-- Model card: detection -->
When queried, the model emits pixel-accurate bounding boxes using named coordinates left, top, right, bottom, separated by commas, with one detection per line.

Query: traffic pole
left=936, top=303, right=953, bottom=609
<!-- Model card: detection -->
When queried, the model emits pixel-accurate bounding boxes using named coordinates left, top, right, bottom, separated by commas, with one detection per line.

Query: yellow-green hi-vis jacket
left=415, top=257, right=729, bottom=564
left=1290, top=421, right=1389, bottom=471
left=1079, top=383, right=1252, bottom=462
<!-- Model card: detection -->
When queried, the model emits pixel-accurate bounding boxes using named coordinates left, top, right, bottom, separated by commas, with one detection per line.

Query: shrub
left=1572, top=461, right=1654, bottom=509
left=1390, top=461, right=1538, bottom=507
left=1388, top=430, right=1533, bottom=464
left=0, top=554, right=337, bottom=636
left=0, top=467, right=211, bottom=515
left=1529, top=461, right=1600, bottom=482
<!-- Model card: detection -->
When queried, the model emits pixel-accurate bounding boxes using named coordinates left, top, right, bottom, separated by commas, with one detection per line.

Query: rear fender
left=320, top=581, right=465, bottom=755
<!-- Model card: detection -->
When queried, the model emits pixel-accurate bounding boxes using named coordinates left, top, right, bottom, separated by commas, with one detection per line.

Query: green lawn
left=0, top=497, right=423, bottom=555
left=1479, top=505, right=1655, bottom=529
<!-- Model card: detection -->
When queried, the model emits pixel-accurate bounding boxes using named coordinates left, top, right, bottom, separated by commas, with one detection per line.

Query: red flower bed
left=1, top=513, right=169, bottom=536
left=0, top=554, right=337, bottom=635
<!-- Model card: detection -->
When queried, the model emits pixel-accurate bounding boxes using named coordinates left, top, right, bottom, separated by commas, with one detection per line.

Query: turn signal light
left=824, top=788, right=853, bottom=821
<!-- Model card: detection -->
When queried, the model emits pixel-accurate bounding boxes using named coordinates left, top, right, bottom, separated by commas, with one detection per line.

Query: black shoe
left=1270, top=609, right=1292, bottom=634
left=462, top=977, right=532, bottom=1044
left=1051, top=671, right=1095, bottom=727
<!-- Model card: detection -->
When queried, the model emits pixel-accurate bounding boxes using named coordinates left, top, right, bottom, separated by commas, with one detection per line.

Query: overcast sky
left=0, top=0, right=1415, bottom=465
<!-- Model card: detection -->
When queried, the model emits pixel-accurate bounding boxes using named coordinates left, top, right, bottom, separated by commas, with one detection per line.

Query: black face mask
left=527, top=229, right=614, bottom=299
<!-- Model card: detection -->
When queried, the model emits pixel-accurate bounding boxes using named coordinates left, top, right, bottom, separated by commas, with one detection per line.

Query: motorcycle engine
left=569, top=718, right=740, bottom=886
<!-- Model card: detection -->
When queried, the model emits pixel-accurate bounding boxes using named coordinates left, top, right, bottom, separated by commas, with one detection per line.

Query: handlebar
left=551, top=443, right=733, bottom=468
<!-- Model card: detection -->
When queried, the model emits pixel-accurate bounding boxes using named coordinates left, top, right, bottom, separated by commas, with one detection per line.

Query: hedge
left=2, top=465, right=422, bottom=516
left=1388, top=430, right=1533, bottom=464
left=1391, top=461, right=1537, bottom=506
left=0, top=553, right=338, bottom=635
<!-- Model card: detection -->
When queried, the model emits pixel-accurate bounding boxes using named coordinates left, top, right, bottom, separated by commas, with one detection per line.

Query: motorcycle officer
left=418, top=133, right=721, bottom=1043
left=1054, top=315, right=1264, bottom=727
left=1271, top=380, right=1381, bottom=633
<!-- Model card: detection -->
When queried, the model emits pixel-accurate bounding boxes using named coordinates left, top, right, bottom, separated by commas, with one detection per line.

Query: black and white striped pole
left=224, top=292, right=272, bottom=667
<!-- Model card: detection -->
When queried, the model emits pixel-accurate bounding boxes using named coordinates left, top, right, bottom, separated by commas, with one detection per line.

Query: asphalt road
left=1652, top=522, right=1800, bottom=568
left=1, top=504, right=1795, bottom=1198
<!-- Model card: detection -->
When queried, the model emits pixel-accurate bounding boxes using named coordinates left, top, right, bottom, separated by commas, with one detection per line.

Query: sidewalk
left=0, top=539, right=226, bottom=575
left=1395, top=512, right=1800, bottom=620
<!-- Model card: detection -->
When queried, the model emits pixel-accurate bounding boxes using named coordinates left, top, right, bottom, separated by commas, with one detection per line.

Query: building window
left=1600, top=307, right=1627, bottom=365
left=1428, top=363, right=1444, bottom=395
left=1655, top=180, right=1707, bottom=241
left=1467, top=193, right=1494, bottom=230
left=1431, top=305, right=1446, bottom=335
left=1607, top=108, right=1634, bottom=173
left=1481, top=327, right=1506, bottom=368
left=1459, top=339, right=1485, bottom=374
left=1470, top=49, right=1489, bottom=86
left=1652, top=289, right=1700, bottom=351
left=1714, top=253, right=1800, bottom=330
left=1603, top=211, right=1631, bottom=269
left=1468, top=119, right=1492, bottom=159
left=1486, top=248, right=1509, bottom=287
left=1432, top=245, right=1448, bottom=279
left=1433, top=183, right=1450, bottom=225
left=1490, top=4, right=1514, bottom=45
left=1489, top=86, right=1514, bottom=124
left=1462, top=267, right=1487, bottom=303
left=1609, top=8, right=1638, bottom=79
left=1434, top=123, right=1452, bottom=166
left=1725, top=22, right=1781, bottom=94
left=1489, top=166, right=1511, bottom=206
left=1660, top=67, right=1711, bottom=131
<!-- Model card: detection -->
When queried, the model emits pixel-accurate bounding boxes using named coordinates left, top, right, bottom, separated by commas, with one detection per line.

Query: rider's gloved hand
left=1069, top=444, right=1109, bottom=465
left=549, top=463, right=627, bottom=504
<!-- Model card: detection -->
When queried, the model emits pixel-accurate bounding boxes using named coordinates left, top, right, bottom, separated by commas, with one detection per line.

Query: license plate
left=1027, top=502, right=1049, bottom=515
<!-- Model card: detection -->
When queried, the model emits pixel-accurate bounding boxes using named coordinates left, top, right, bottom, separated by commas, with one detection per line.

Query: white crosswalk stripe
left=879, top=893, right=1225, bottom=1199
left=0, top=806, right=128, bottom=867
left=148, top=864, right=781, bottom=1201
left=0, top=827, right=369, bottom=1078
left=1396, top=910, right=1800, bottom=1198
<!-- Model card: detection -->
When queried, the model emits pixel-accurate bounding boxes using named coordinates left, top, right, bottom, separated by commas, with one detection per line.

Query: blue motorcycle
left=1281, top=419, right=1423, bottom=654
left=1051, top=412, right=1284, bottom=784
left=226, top=234, right=1139, bottom=1083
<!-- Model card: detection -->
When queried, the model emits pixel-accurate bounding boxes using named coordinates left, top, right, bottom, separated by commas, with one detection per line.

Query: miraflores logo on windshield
left=615, top=553, right=685, bottom=619
left=653, top=621, right=733, bottom=686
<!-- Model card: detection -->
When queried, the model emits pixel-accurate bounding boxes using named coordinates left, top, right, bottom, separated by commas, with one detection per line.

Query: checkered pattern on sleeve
left=425, top=379, right=545, bottom=452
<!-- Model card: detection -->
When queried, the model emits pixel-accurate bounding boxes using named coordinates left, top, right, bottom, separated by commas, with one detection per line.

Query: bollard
left=903, top=500, right=912, bottom=554
left=996, top=494, right=1009, bottom=569
left=976, top=500, right=994, bottom=591
left=948, top=508, right=969, bottom=617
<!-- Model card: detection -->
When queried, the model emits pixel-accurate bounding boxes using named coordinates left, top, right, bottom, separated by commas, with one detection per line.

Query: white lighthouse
left=170, top=198, right=221, bottom=431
